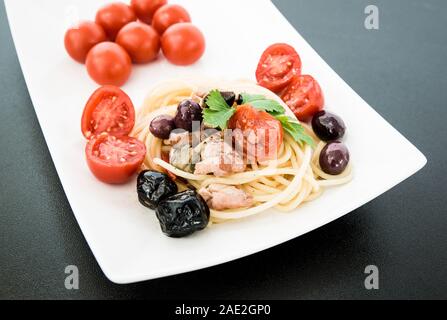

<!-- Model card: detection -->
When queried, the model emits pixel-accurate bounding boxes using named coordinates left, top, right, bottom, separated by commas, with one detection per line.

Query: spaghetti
left=131, top=80, right=353, bottom=222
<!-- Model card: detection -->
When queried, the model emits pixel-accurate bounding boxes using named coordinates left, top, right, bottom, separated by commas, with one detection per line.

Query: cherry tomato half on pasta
left=228, top=105, right=284, bottom=162
left=86, top=42, right=132, bottom=86
left=152, top=4, right=191, bottom=35
left=281, top=75, right=324, bottom=121
left=81, top=85, right=135, bottom=139
left=85, top=133, right=146, bottom=184
left=130, top=0, right=167, bottom=24
left=256, top=43, right=302, bottom=93
left=95, top=2, right=137, bottom=40
left=64, top=21, right=107, bottom=63
left=116, top=22, right=160, bottom=64
left=161, top=23, right=205, bottom=66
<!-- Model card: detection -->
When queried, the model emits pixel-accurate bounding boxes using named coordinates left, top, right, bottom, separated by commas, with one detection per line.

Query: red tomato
left=85, top=42, right=132, bottom=86
left=281, top=75, right=324, bottom=121
left=64, top=21, right=106, bottom=63
left=152, top=4, right=191, bottom=35
left=130, top=0, right=167, bottom=24
left=161, top=23, right=205, bottom=66
left=95, top=2, right=136, bottom=40
left=116, top=22, right=160, bottom=64
left=85, top=133, right=146, bottom=184
left=256, top=43, right=302, bottom=92
left=81, top=86, right=135, bottom=139
left=228, top=105, right=284, bottom=161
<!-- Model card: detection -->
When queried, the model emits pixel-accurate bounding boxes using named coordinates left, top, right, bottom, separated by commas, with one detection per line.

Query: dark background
left=1, top=0, right=446, bottom=299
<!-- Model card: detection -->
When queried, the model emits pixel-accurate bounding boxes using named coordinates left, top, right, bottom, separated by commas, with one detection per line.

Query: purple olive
left=312, top=111, right=346, bottom=141
left=150, top=115, right=176, bottom=139
left=319, top=141, right=350, bottom=175
left=174, top=100, right=203, bottom=132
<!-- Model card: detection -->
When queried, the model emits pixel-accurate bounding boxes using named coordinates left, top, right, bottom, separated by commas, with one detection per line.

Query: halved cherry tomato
left=64, top=21, right=106, bottom=63
left=95, top=2, right=136, bottom=40
left=85, top=42, right=132, bottom=86
left=116, top=22, right=160, bottom=64
left=161, top=23, right=205, bottom=66
left=131, top=0, right=167, bottom=24
left=228, top=105, right=283, bottom=161
left=81, top=86, right=135, bottom=139
left=256, top=43, right=302, bottom=93
left=86, top=133, right=146, bottom=184
left=152, top=4, right=191, bottom=35
left=281, top=75, right=324, bottom=121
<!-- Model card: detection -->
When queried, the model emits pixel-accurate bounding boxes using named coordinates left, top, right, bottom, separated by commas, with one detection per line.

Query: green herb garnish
left=203, top=90, right=236, bottom=129
left=202, top=90, right=314, bottom=147
left=240, top=93, right=285, bottom=114
left=274, top=114, right=315, bottom=147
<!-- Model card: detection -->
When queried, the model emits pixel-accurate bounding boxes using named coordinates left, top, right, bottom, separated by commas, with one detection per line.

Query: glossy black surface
left=156, top=191, right=210, bottom=238
left=174, top=99, right=203, bottom=132
left=319, top=141, right=350, bottom=175
left=1, top=0, right=447, bottom=299
left=312, top=111, right=346, bottom=141
left=149, top=115, right=176, bottom=140
left=137, top=170, right=178, bottom=210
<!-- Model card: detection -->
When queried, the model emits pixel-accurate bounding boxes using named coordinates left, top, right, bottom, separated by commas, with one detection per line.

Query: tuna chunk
left=199, top=184, right=254, bottom=211
left=194, top=140, right=245, bottom=177
left=164, top=130, right=190, bottom=146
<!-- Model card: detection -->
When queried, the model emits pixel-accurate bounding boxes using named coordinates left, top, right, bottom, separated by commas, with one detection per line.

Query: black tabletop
left=1, top=0, right=446, bottom=300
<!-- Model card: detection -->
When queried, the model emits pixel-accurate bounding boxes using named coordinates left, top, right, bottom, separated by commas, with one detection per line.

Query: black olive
left=319, top=141, right=350, bottom=175
left=204, top=91, right=236, bottom=107
left=137, top=171, right=178, bottom=210
left=235, top=94, right=244, bottom=105
left=156, top=190, right=210, bottom=238
left=312, top=111, right=346, bottom=141
left=150, top=115, right=176, bottom=139
left=174, top=99, right=203, bottom=132
left=220, top=91, right=236, bottom=106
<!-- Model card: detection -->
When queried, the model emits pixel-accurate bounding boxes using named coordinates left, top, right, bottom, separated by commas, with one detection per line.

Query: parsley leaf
left=205, top=90, right=230, bottom=111
left=202, top=90, right=315, bottom=147
left=203, top=90, right=236, bottom=129
left=274, top=114, right=315, bottom=147
left=240, top=93, right=285, bottom=114
left=203, top=108, right=235, bottom=130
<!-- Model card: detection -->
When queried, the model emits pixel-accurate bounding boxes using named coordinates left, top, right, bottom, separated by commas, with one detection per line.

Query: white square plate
left=5, top=0, right=426, bottom=284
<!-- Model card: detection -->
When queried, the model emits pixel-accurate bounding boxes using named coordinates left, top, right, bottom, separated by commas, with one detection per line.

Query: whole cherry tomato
left=116, top=22, right=160, bottom=63
left=85, top=42, right=132, bottom=86
left=161, top=23, right=205, bottom=66
left=64, top=21, right=106, bottom=63
left=95, top=2, right=136, bottom=40
left=130, top=0, right=167, bottom=24
left=152, top=4, right=191, bottom=35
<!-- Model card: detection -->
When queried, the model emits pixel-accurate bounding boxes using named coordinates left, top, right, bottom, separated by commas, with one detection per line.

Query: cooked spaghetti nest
left=131, top=79, right=353, bottom=222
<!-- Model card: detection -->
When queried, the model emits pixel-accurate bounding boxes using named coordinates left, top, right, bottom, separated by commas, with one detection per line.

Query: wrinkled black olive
left=319, top=141, right=350, bottom=175
left=174, top=99, right=203, bottom=132
left=137, top=171, right=178, bottom=209
left=156, top=190, right=210, bottom=238
left=204, top=91, right=236, bottom=107
left=150, top=115, right=176, bottom=139
left=312, top=111, right=346, bottom=141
